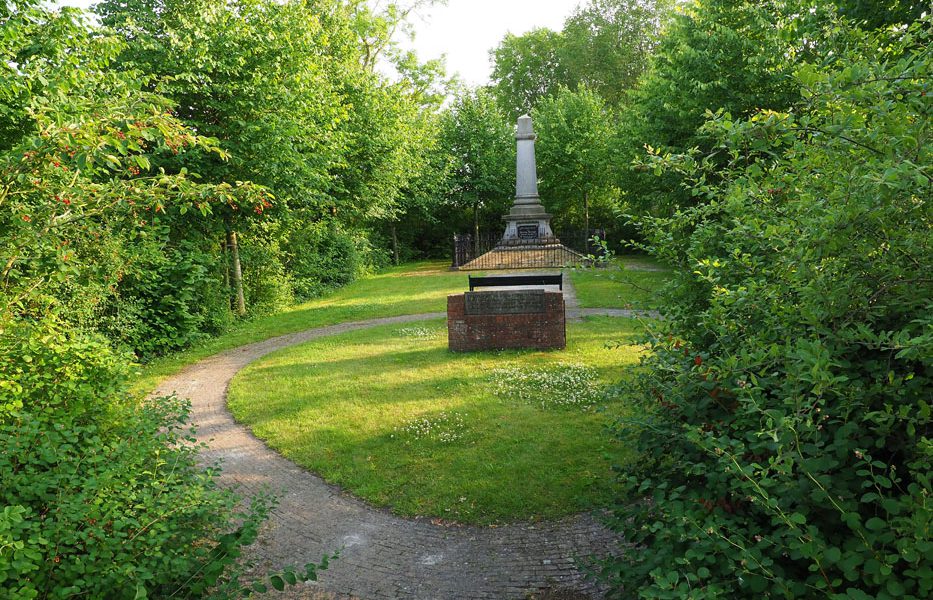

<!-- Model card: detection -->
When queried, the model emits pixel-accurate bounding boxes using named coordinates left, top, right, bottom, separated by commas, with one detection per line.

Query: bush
left=0, top=318, right=270, bottom=598
left=285, top=220, right=365, bottom=300
left=96, top=240, right=232, bottom=358
left=238, top=223, right=294, bottom=317
left=604, top=16, right=932, bottom=599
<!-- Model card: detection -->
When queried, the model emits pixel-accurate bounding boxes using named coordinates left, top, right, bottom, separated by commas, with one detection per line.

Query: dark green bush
left=285, top=220, right=364, bottom=300
left=238, top=223, right=294, bottom=317
left=97, top=241, right=232, bottom=358
left=605, top=16, right=931, bottom=599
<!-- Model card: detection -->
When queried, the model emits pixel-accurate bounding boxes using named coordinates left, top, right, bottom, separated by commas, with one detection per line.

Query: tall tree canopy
left=489, top=0, right=675, bottom=119
left=489, top=28, right=570, bottom=120
left=533, top=86, right=615, bottom=234
left=438, top=88, right=513, bottom=240
left=561, top=0, right=675, bottom=107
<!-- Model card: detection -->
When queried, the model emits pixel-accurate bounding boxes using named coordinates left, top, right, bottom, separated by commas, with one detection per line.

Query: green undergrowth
left=569, top=256, right=672, bottom=310
left=133, top=261, right=472, bottom=393
left=227, top=316, right=645, bottom=525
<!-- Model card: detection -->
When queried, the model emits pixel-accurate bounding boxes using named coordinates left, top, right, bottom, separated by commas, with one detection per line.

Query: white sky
left=402, top=1, right=581, bottom=86
left=58, top=0, right=583, bottom=86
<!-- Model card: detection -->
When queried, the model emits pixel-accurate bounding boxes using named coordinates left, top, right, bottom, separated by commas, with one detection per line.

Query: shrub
left=285, top=220, right=364, bottom=300
left=96, top=241, right=232, bottom=358
left=604, top=16, right=932, bottom=599
left=238, top=223, right=294, bottom=317
left=0, top=318, right=272, bottom=598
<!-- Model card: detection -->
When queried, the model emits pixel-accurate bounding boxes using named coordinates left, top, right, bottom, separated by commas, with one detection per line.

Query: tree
left=0, top=4, right=308, bottom=596
left=488, top=0, right=676, bottom=119
left=836, top=0, right=929, bottom=28
left=533, top=86, right=615, bottom=235
left=615, top=0, right=808, bottom=216
left=438, top=89, right=513, bottom=247
left=96, top=0, right=360, bottom=313
left=561, top=0, right=675, bottom=107
left=2, top=0, right=269, bottom=352
left=489, top=28, right=571, bottom=120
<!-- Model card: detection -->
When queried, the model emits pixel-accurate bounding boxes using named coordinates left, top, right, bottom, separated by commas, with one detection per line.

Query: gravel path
left=153, top=312, right=628, bottom=599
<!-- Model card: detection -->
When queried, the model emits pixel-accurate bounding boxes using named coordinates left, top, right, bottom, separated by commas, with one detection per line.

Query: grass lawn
left=228, top=316, right=643, bottom=525
left=134, top=261, right=472, bottom=393
left=569, top=256, right=673, bottom=310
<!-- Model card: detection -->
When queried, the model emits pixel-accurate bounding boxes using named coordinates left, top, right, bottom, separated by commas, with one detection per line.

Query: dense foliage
left=489, top=0, right=674, bottom=118
left=437, top=89, right=513, bottom=240
left=0, top=319, right=276, bottom=598
left=532, top=86, right=617, bottom=235
left=0, top=0, right=432, bottom=594
left=604, top=8, right=932, bottom=598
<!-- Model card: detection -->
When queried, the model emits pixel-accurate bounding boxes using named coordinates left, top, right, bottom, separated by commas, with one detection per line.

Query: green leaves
left=605, top=7, right=933, bottom=599
left=0, top=317, right=276, bottom=598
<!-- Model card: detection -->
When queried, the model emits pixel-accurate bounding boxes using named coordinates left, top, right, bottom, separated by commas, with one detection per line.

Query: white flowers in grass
left=490, top=363, right=603, bottom=409
left=394, top=412, right=466, bottom=443
left=395, top=326, right=440, bottom=339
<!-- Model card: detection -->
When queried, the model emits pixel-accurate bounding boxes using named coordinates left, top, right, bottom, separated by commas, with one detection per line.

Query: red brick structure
left=447, top=290, right=566, bottom=352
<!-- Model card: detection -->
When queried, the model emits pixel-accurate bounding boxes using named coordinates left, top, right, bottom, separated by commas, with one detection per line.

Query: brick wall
left=447, top=291, right=566, bottom=352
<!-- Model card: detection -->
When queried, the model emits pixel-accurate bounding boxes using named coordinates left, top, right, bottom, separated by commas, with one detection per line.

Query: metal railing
left=452, top=229, right=606, bottom=270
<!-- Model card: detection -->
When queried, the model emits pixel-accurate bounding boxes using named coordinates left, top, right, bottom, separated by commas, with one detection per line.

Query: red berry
left=694, top=356, right=703, bottom=366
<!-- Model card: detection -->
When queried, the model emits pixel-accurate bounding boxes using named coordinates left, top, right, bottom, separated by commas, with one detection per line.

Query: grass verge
left=227, top=316, right=643, bottom=525
left=133, top=261, right=470, bottom=393
left=569, top=256, right=672, bottom=309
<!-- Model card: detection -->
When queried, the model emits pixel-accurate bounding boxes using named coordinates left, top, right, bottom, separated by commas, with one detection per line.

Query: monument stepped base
left=458, top=244, right=588, bottom=271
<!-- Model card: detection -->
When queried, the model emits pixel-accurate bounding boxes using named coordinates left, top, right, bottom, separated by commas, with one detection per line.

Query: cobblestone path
left=153, top=311, right=628, bottom=600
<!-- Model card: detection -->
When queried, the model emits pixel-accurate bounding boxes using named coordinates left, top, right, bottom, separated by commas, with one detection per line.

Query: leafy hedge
left=0, top=319, right=273, bottom=598
left=605, top=15, right=931, bottom=599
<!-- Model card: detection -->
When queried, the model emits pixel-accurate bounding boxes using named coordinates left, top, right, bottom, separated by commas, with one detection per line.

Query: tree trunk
left=227, top=227, right=246, bottom=317
left=390, top=222, right=400, bottom=265
left=473, top=201, right=480, bottom=255
left=584, top=191, right=591, bottom=252
left=222, top=238, right=230, bottom=293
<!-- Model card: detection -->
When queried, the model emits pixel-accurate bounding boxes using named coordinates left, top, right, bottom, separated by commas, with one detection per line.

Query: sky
left=398, top=0, right=582, bottom=86
left=58, top=0, right=584, bottom=86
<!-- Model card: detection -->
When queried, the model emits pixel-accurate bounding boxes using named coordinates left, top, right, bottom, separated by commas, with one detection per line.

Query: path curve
left=153, top=312, right=626, bottom=600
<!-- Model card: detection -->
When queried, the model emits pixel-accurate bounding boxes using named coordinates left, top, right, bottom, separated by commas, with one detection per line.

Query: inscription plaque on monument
left=464, top=290, right=546, bottom=315
left=517, top=224, right=539, bottom=240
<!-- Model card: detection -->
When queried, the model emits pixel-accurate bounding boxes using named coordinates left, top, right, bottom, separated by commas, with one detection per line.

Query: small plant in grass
left=491, top=363, right=603, bottom=409
left=395, top=326, right=441, bottom=339
left=394, top=412, right=468, bottom=443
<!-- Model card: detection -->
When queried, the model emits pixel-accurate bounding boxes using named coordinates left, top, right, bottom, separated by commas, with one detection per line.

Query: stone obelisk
left=500, top=115, right=556, bottom=245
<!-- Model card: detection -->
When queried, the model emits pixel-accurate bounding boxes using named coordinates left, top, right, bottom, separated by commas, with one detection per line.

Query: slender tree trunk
left=473, top=201, right=480, bottom=255
left=584, top=191, right=590, bottom=252
left=226, top=227, right=246, bottom=317
left=222, top=238, right=230, bottom=294
left=390, top=222, right=400, bottom=265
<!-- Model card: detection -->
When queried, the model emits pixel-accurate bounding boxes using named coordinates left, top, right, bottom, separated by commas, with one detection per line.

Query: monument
left=500, top=115, right=556, bottom=244
left=457, top=115, right=586, bottom=270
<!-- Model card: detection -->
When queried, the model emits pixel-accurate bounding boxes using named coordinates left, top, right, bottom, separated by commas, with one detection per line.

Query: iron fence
left=452, top=229, right=606, bottom=270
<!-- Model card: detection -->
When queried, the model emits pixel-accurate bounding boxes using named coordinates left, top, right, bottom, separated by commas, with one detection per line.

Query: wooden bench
left=468, top=273, right=563, bottom=291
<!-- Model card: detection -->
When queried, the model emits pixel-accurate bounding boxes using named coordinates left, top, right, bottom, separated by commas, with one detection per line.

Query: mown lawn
left=135, top=258, right=674, bottom=393
left=569, top=256, right=672, bottom=309
left=228, top=316, right=643, bottom=524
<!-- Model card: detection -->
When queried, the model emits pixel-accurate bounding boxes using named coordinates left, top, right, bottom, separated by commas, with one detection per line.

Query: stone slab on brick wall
left=448, top=290, right=566, bottom=352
